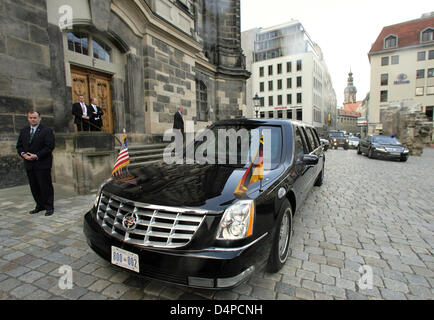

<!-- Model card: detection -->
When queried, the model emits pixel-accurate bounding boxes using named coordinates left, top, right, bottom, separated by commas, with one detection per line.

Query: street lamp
left=253, top=93, right=261, bottom=118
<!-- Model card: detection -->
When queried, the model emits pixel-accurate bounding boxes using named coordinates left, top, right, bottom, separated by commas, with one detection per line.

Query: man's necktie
left=29, top=128, right=35, bottom=143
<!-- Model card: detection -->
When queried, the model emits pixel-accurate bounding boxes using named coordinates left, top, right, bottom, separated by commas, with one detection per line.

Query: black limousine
left=83, top=119, right=325, bottom=289
left=358, top=135, right=409, bottom=162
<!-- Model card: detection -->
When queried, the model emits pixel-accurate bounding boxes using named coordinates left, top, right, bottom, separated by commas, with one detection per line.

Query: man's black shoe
left=29, top=207, right=44, bottom=215
left=45, top=209, right=54, bottom=216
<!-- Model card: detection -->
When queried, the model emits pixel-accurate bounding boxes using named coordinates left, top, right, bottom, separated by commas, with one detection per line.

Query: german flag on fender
left=234, top=134, right=264, bottom=195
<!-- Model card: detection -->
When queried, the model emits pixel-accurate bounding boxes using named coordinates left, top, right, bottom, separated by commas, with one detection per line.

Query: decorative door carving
left=71, top=65, right=114, bottom=133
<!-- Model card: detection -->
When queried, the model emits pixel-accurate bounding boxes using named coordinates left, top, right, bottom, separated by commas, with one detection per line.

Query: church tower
left=344, top=70, right=357, bottom=104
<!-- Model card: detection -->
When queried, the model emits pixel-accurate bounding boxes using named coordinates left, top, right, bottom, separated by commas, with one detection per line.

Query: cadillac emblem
left=122, top=212, right=138, bottom=231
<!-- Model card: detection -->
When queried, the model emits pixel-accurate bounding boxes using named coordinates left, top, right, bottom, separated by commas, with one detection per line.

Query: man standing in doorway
left=72, top=95, right=90, bottom=131
left=16, top=110, right=55, bottom=216
left=89, top=97, right=104, bottom=131
left=173, top=107, right=184, bottom=135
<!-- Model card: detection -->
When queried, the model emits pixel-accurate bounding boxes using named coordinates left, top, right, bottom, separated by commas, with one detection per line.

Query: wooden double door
left=71, top=65, right=114, bottom=133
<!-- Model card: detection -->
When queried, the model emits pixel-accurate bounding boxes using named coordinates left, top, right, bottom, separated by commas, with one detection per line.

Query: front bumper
left=372, top=150, right=408, bottom=160
left=83, top=210, right=271, bottom=289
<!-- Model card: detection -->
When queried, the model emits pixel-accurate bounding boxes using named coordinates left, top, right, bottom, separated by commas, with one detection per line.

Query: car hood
left=102, top=162, right=285, bottom=213
left=373, top=143, right=404, bottom=149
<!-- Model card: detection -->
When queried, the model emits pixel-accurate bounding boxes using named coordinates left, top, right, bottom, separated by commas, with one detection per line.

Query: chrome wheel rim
left=278, top=211, right=290, bottom=262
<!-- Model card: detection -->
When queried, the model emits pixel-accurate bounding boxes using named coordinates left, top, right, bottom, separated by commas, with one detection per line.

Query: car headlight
left=403, top=148, right=409, bottom=153
left=346, top=139, right=349, bottom=143
left=376, top=147, right=387, bottom=152
left=217, top=200, right=255, bottom=240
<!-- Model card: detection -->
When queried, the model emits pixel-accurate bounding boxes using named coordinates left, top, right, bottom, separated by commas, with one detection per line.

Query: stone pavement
left=0, top=148, right=433, bottom=300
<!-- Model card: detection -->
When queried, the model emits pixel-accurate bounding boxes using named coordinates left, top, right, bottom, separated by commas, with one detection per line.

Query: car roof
left=212, top=118, right=317, bottom=130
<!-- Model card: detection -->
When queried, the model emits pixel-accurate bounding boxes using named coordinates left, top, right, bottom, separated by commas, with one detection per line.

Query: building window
left=429, top=50, right=434, bottom=60
left=277, top=79, right=282, bottom=90
left=297, top=93, right=302, bottom=104
left=391, top=55, right=399, bottom=65
left=92, top=38, right=112, bottom=62
left=381, top=74, right=388, bottom=86
left=268, top=65, right=273, bottom=76
left=428, top=68, right=434, bottom=78
left=287, top=94, right=292, bottom=105
left=196, top=80, right=208, bottom=121
left=260, top=111, right=265, bottom=118
left=427, top=86, right=434, bottom=95
left=421, top=28, right=434, bottom=42
left=67, top=32, right=89, bottom=55
left=260, top=82, right=264, bottom=92
left=296, top=76, right=302, bottom=88
left=268, top=96, right=273, bottom=106
left=277, top=95, right=282, bottom=105
left=259, top=67, right=264, bottom=77
left=277, top=110, right=283, bottom=118
left=277, top=63, right=282, bottom=74
left=415, top=87, right=424, bottom=96
left=287, top=62, right=292, bottom=73
left=296, top=59, right=302, bottom=71
left=416, top=69, right=425, bottom=79
left=384, top=35, right=397, bottom=48
left=296, top=109, right=302, bottom=121
left=417, top=51, right=426, bottom=61
left=287, top=109, right=292, bottom=119
left=287, top=78, right=292, bottom=89
left=268, top=80, right=273, bottom=91
left=268, top=111, right=274, bottom=118
left=426, top=106, right=433, bottom=121
left=380, top=90, right=388, bottom=102
left=381, top=57, right=389, bottom=66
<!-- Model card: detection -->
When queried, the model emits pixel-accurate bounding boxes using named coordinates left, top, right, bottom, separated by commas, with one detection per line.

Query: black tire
left=400, top=157, right=408, bottom=162
left=368, top=148, right=373, bottom=158
left=357, top=146, right=362, bottom=155
left=267, top=200, right=293, bottom=273
left=344, top=146, right=348, bottom=150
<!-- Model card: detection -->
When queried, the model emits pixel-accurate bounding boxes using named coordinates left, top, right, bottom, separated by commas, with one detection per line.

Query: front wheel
left=368, top=148, right=373, bottom=158
left=357, top=146, right=362, bottom=155
left=267, top=200, right=293, bottom=273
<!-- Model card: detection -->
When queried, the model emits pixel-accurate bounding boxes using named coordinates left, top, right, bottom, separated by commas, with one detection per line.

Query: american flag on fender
left=112, top=134, right=130, bottom=177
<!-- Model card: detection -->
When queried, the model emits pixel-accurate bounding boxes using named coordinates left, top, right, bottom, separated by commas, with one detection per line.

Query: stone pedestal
left=53, top=132, right=116, bottom=194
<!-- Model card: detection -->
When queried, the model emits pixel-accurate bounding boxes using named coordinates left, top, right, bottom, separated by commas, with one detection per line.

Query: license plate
left=390, top=152, right=401, bottom=155
left=111, top=246, right=139, bottom=273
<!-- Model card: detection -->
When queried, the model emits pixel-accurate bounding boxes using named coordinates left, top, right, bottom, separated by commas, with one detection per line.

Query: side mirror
left=303, top=154, right=319, bottom=165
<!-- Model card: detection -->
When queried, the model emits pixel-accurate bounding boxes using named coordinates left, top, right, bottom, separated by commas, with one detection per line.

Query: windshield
left=329, top=131, right=344, bottom=137
left=372, top=136, right=401, bottom=145
left=191, top=125, right=283, bottom=170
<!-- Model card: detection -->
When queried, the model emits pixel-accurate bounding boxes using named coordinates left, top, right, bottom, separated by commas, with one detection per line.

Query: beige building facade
left=368, top=14, right=434, bottom=134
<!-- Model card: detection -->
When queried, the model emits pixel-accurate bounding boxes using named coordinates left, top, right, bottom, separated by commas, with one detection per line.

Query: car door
left=299, top=126, right=317, bottom=190
left=292, top=125, right=311, bottom=204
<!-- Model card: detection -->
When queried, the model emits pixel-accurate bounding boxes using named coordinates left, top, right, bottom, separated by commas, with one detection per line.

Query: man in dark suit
left=89, top=97, right=104, bottom=131
left=72, top=95, right=90, bottom=131
left=173, top=107, right=184, bottom=135
left=16, top=110, right=55, bottom=216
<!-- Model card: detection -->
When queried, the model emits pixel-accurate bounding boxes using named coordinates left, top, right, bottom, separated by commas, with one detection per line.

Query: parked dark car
left=83, top=119, right=325, bottom=289
left=358, top=135, right=409, bottom=161
left=327, top=130, right=349, bottom=150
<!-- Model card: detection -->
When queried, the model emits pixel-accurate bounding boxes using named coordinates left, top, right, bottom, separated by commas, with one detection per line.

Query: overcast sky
left=240, top=0, right=433, bottom=106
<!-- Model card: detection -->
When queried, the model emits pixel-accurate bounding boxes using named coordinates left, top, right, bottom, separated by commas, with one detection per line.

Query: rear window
left=329, top=131, right=344, bottom=137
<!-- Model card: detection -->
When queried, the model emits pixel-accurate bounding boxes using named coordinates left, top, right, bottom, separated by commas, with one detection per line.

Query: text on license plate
left=111, top=246, right=139, bottom=273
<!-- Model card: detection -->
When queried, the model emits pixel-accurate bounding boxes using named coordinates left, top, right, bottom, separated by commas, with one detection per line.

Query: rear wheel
left=267, top=200, right=293, bottom=273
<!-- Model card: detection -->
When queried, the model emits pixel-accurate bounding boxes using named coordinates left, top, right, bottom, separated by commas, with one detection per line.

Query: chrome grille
left=96, top=192, right=206, bottom=248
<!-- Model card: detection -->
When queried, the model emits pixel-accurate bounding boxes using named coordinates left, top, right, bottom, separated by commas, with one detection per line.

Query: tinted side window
left=307, top=128, right=319, bottom=149
left=294, top=127, right=307, bottom=159
left=300, top=127, right=313, bottom=152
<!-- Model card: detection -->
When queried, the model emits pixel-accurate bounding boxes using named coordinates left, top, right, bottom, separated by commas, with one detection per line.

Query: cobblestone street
left=1, top=148, right=433, bottom=300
